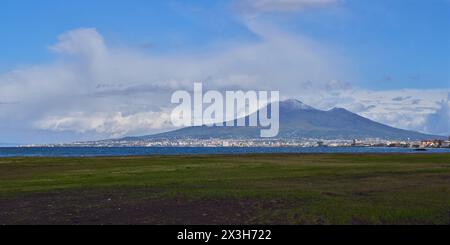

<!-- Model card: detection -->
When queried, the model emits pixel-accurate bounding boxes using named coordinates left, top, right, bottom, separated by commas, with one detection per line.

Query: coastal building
left=420, top=139, right=445, bottom=148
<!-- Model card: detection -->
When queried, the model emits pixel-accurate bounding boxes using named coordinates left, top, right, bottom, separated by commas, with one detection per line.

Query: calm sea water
left=0, top=147, right=449, bottom=157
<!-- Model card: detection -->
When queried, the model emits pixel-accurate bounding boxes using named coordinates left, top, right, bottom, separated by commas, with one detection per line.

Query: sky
left=0, top=0, right=449, bottom=144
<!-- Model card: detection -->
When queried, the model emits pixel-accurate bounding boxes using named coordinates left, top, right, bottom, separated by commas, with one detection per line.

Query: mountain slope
left=122, top=99, right=442, bottom=141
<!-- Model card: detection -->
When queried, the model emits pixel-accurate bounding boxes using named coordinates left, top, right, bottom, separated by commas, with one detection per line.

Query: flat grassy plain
left=0, top=154, right=449, bottom=224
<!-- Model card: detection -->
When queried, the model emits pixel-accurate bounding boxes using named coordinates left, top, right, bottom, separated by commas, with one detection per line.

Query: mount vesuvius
left=115, top=99, right=442, bottom=141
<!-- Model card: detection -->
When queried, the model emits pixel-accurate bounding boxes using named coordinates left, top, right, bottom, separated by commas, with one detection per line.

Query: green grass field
left=0, top=154, right=449, bottom=224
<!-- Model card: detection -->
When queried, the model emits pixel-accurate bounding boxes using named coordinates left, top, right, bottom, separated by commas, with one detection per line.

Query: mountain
left=118, top=99, right=442, bottom=141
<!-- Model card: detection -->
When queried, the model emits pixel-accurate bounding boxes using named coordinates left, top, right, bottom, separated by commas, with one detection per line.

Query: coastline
left=1, top=146, right=450, bottom=158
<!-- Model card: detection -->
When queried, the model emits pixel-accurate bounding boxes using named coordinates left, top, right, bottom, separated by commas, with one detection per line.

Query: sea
left=0, top=147, right=449, bottom=157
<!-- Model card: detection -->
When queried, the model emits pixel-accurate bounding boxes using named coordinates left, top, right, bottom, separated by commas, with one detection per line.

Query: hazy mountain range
left=113, top=99, right=442, bottom=142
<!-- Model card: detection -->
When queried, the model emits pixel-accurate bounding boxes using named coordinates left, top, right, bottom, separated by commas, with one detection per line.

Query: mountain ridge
left=113, top=99, right=443, bottom=141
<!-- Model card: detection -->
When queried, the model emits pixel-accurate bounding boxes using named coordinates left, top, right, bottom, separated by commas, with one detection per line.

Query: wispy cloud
left=234, top=0, right=341, bottom=13
left=33, top=111, right=173, bottom=138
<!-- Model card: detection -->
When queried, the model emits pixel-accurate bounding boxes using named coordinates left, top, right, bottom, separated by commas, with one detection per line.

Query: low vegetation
left=0, top=154, right=449, bottom=224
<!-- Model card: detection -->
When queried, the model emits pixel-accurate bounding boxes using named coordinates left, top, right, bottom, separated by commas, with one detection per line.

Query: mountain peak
left=114, top=98, right=440, bottom=141
left=280, top=99, right=316, bottom=111
left=328, top=107, right=352, bottom=114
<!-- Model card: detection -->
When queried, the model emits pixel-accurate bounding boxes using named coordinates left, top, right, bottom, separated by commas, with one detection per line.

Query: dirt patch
left=0, top=188, right=291, bottom=225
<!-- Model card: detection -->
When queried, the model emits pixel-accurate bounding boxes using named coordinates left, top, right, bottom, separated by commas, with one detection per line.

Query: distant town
left=26, top=137, right=450, bottom=149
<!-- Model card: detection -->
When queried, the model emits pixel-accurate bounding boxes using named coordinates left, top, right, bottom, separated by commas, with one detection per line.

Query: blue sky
left=1, top=0, right=245, bottom=70
left=0, top=0, right=449, bottom=144
left=2, top=0, right=449, bottom=89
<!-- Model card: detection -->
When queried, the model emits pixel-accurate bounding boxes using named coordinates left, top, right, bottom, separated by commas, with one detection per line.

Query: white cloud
left=0, top=26, right=448, bottom=141
left=50, top=28, right=107, bottom=58
left=423, top=98, right=450, bottom=136
left=1, top=26, right=352, bottom=139
left=34, top=111, right=173, bottom=138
